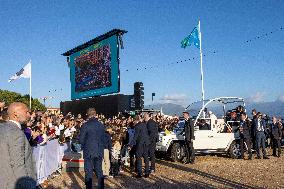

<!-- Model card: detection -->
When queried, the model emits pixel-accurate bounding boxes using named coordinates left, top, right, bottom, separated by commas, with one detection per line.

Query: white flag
left=8, top=61, right=31, bottom=82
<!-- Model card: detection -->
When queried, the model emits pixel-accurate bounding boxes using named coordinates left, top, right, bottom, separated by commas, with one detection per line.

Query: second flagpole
left=198, top=20, right=205, bottom=112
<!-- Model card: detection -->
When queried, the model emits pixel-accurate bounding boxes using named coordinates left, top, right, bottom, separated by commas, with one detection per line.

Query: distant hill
left=146, top=101, right=284, bottom=118
left=246, top=101, right=284, bottom=118
left=145, top=103, right=185, bottom=116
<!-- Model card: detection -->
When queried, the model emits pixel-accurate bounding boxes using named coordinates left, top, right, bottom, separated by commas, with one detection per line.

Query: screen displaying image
left=69, top=34, right=119, bottom=100
left=74, top=45, right=111, bottom=92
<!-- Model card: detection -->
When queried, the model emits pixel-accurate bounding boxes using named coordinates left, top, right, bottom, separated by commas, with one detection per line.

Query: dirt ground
left=45, top=154, right=284, bottom=189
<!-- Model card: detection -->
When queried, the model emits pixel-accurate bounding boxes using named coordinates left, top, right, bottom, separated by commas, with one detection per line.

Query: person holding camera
left=182, top=111, right=195, bottom=164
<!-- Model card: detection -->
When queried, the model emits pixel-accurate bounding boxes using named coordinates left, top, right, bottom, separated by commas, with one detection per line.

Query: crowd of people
left=0, top=101, right=179, bottom=188
left=228, top=108, right=283, bottom=159
left=0, top=101, right=283, bottom=189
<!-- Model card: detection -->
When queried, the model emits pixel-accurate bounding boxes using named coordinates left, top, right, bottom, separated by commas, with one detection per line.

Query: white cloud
left=159, top=93, right=188, bottom=106
left=277, top=94, right=284, bottom=102
left=247, top=92, right=265, bottom=103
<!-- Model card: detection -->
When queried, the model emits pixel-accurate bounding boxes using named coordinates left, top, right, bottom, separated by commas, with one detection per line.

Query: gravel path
left=46, top=155, right=284, bottom=189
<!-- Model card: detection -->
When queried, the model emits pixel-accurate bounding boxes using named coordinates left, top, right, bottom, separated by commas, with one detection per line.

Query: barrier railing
left=32, top=139, right=70, bottom=184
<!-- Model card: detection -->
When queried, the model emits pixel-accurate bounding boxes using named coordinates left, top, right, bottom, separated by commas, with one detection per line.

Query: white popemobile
left=156, top=97, right=246, bottom=162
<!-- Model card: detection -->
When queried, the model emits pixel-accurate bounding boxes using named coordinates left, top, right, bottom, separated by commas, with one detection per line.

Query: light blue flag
left=181, top=25, right=200, bottom=49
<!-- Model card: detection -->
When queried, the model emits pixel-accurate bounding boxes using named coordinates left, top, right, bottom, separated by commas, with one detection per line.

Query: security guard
left=239, top=112, right=252, bottom=160
left=269, top=116, right=282, bottom=157
left=183, top=111, right=195, bottom=164
left=130, top=115, right=150, bottom=178
left=144, top=113, right=158, bottom=173
left=79, top=108, right=105, bottom=189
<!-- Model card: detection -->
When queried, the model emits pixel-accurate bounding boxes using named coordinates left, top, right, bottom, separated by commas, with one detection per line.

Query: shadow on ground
left=46, top=159, right=265, bottom=189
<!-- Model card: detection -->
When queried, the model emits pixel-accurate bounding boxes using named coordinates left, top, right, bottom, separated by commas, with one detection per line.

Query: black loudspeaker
left=134, top=82, right=144, bottom=110
left=60, top=94, right=132, bottom=118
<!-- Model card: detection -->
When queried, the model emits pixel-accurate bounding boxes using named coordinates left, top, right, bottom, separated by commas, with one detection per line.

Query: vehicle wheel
left=170, top=143, right=184, bottom=162
left=229, top=140, right=241, bottom=159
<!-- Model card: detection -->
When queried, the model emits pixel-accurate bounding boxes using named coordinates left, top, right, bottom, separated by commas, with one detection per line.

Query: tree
left=0, top=89, right=46, bottom=111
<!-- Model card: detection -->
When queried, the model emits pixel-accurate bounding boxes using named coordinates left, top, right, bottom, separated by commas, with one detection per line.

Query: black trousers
left=111, top=159, right=120, bottom=176
left=185, top=141, right=195, bottom=163
left=148, top=142, right=156, bottom=171
left=136, top=143, right=149, bottom=175
left=272, top=138, right=281, bottom=157
left=240, top=138, right=252, bottom=159
left=84, top=156, right=104, bottom=189
left=129, top=145, right=136, bottom=172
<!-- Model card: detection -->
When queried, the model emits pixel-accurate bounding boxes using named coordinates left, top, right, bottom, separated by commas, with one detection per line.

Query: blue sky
left=0, top=0, right=284, bottom=107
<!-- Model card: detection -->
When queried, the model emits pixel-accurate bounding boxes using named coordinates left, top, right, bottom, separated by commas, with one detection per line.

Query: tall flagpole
left=198, top=20, right=205, bottom=113
left=29, top=60, right=32, bottom=109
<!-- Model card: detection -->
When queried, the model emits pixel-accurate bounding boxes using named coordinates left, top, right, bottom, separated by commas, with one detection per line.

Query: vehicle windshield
left=186, top=98, right=245, bottom=119
left=185, top=97, right=246, bottom=133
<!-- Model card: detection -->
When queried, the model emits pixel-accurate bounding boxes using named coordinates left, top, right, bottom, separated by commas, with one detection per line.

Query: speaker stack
left=134, top=82, right=144, bottom=110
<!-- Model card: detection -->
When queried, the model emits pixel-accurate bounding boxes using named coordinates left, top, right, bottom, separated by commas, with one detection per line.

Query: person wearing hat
left=182, top=111, right=195, bottom=164
left=252, top=112, right=269, bottom=159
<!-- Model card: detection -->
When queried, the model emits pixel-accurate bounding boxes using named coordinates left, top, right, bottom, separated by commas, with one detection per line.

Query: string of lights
left=245, top=26, right=283, bottom=43
left=124, top=50, right=218, bottom=72
left=123, top=26, right=283, bottom=72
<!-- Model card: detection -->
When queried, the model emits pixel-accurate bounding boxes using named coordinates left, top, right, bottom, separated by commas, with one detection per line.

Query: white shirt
left=9, top=120, right=21, bottom=129
left=64, top=128, right=72, bottom=137
left=55, top=128, right=61, bottom=136
left=257, top=119, right=264, bottom=132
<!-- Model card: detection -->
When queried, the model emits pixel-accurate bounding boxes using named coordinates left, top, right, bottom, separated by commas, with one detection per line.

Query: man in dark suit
left=269, top=116, right=282, bottom=157
left=144, top=113, right=158, bottom=173
left=79, top=108, right=105, bottom=189
left=251, top=109, right=257, bottom=149
left=130, top=115, right=150, bottom=178
left=183, top=111, right=195, bottom=164
left=239, top=113, right=252, bottom=160
left=0, top=102, right=36, bottom=189
left=252, top=112, right=269, bottom=159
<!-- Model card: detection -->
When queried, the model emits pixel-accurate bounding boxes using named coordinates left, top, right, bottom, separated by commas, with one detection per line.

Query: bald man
left=0, top=102, right=36, bottom=189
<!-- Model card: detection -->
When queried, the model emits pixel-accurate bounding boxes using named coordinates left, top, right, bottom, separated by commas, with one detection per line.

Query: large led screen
left=70, top=35, right=119, bottom=100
